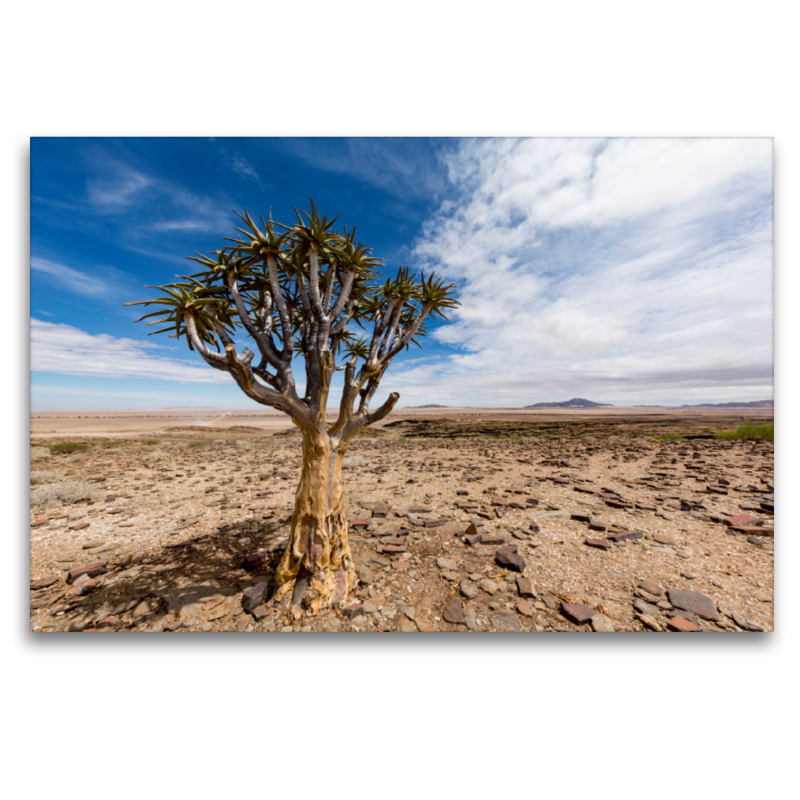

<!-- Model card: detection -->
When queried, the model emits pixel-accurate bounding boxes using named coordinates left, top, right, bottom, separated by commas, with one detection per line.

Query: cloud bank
left=31, top=318, right=231, bottom=384
left=404, top=138, right=773, bottom=406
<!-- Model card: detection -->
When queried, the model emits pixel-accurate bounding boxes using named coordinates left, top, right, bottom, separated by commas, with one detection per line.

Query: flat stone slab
left=30, top=575, right=60, bottom=590
left=585, top=538, right=611, bottom=550
left=443, top=597, right=466, bottom=625
left=606, top=530, right=643, bottom=542
left=489, top=611, right=525, bottom=631
left=667, top=616, right=698, bottom=632
left=561, top=601, right=596, bottom=625
left=667, top=589, right=719, bottom=621
left=516, top=576, right=536, bottom=597
left=66, top=562, right=107, bottom=584
left=723, top=514, right=760, bottom=526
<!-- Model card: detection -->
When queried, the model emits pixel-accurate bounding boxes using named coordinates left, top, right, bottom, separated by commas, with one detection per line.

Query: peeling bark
left=271, top=424, right=355, bottom=617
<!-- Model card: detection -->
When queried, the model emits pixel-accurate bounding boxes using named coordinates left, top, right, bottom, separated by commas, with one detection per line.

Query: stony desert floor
left=28, top=409, right=774, bottom=633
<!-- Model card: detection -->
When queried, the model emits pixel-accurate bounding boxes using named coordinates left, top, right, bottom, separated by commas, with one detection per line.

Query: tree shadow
left=57, top=515, right=291, bottom=631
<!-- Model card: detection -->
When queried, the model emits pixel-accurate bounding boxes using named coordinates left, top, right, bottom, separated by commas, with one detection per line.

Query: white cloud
left=409, top=138, right=773, bottom=405
left=30, top=318, right=231, bottom=384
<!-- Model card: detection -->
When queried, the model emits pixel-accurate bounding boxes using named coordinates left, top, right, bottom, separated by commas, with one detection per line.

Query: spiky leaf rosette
left=126, top=201, right=459, bottom=437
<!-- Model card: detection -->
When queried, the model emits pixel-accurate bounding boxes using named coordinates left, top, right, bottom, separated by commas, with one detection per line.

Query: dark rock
left=494, top=545, right=526, bottom=573
left=561, top=602, right=596, bottom=625
left=251, top=605, right=271, bottom=621
left=667, top=589, right=719, bottom=621
left=443, top=597, right=466, bottom=625
left=372, top=504, right=390, bottom=519
left=571, top=513, right=592, bottom=522
left=747, top=536, right=763, bottom=546
left=464, top=532, right=483, bottom=545
left=481, top=534, right=507, bottom=545
left=242, top=581, right=269, bottom=613
left=341, top=602, right=365, bottom=619
left=424, top=519, right=448, bottom=528
left=605, top=499, right=632, bottom=509
left=351, top=519, right=369, bottom=529
left=69, top=522, right=90, bottom=531
left=241, top=553, right=264, bottom=571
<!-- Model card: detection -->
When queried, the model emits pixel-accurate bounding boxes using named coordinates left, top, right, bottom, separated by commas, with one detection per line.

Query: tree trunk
left=271, top=425, right=355, bottom=617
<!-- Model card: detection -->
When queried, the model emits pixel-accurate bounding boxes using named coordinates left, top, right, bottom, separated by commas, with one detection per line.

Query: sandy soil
left=28, top=409, right=774, bottom=633
left=30, top=405, right=773, bottom=436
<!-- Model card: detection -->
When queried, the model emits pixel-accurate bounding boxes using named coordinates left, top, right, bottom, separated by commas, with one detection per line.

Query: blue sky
left=30, top=137, right=773, bottom=410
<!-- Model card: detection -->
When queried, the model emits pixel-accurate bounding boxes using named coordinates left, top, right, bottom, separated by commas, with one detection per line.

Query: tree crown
left=125, top=201, right=459, bottom=439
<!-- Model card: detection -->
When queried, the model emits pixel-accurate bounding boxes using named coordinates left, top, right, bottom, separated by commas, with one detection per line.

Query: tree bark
left=271, top=424, right=355, bottom=617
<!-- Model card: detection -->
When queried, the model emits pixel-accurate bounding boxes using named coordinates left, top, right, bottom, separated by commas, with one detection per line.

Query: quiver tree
left=126, top=202, right=458, bottom=617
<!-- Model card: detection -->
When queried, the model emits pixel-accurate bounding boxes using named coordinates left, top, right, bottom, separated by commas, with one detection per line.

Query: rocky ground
left=28, top=413, right=774, bottom=633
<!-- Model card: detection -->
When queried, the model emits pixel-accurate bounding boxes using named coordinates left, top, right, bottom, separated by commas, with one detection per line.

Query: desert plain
left=29, top=406, right=774, bottom=633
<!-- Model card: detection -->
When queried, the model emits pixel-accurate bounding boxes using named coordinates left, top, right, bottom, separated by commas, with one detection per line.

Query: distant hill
left=679, top=400, right=773, bottom=408
left=406, top=404, right=450, bottom=409
left=523, top=398, right=613, bottom=409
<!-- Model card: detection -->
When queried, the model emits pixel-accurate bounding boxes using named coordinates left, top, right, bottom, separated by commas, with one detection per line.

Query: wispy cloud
left=32, top=150, right=234, bottom=262
left=30, top=318, right=231, bottom=384
left=408, top=138, right=773, bottom=405
left=86, top=165, right=152, bottom=210
left=31, top=257, right=113, bottom=298
left=283, top=138, right=453, bottom=200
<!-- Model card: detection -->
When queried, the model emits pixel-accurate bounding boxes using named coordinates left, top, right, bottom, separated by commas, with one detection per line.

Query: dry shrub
left=30, top=471, right=65, bottom=485
left=342, top=455, right=369, bottom=468
left=30, top=480, right=101, bottom=508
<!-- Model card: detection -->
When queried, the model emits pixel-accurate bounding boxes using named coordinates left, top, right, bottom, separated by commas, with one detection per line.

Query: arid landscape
left=29, top=407, right=774, bottom=633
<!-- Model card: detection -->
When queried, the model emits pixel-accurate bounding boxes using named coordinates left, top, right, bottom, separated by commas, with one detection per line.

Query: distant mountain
left=407, top=404, right=450, bottom=408
left=680, top=400, right=773, bottom=408
left=523, top=398, right=613, bottom=409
